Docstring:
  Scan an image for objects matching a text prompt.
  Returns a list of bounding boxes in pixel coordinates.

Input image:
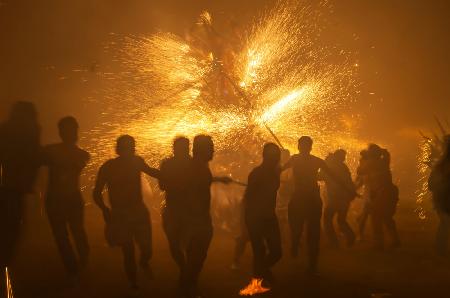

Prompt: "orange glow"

[239,278,270,296]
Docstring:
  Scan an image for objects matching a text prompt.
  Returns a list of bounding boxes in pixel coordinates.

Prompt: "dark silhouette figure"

[283,136,344,275]
[357,144,400,250]
[428,135,450,256]
[244,143,282,285]
[355,150,371,241]
[93,135,160,290]
[159,136,191,289]
[0,101,41,296]
[277,149,293,245]
[42,117,90,278]
[183,134,230,298]
[322,149,356,248]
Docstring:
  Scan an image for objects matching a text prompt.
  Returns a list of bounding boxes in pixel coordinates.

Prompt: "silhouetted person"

[41,116,90,279]
[357,144,400,250]
[283,136,353,275]
[244,143,282,285]
[183,134,230,298]
[428,135,450,256]
[277,149,293,245]
[0,101,41,296]
[93,135,160,291]
[322,149,356,248]
[159,136,191,290]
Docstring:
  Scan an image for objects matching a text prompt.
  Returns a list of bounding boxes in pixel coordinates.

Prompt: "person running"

[244,143,282,286]
[0,101,41,297]
[322,149,356,248]
[283,136,355,275]
[428,135,450,256]
[183,134,230,298]
[42,116,90,280]
[93,135,160,291]
[159,136,191,291]
[357,144,400,250]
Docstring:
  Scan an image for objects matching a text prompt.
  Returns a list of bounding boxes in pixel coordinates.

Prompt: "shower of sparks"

[85,0,361,183]
[415,119,449,220]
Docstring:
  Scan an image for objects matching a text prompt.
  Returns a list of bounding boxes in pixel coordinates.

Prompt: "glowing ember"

[239,278,270,296]
[5,267,14,298]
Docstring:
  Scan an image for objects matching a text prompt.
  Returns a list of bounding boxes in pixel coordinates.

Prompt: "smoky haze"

[1,0,450,199]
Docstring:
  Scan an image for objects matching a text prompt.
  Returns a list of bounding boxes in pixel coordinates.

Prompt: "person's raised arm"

[212,176,233,184]
[93,164,110,221]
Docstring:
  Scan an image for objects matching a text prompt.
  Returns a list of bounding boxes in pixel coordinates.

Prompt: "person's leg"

[67,202,89,266]
[263,217,282,280]
[435,211,450,256]
[162,211,186,271]
[233,230,249,266]
[185,225,213,295]
[337,203,355,247]
[384,215,400,249]
[246,217,266,278]
[134,209,152,270]
[323,203,338,247]
[357,199,370,241]
[371,213,384,250]
[306,200,322,274]
[288,201,304,258]
[121,241,138,288]
[47,206,78,276]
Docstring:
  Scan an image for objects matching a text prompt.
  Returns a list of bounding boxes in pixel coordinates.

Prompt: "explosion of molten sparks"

[86,0,361,178]
[239,278,270,296]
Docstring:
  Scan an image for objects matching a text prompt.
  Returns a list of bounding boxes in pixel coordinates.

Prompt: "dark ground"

[8,197,450,298]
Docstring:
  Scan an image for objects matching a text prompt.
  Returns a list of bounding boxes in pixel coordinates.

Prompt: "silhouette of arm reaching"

[139,158,161,180]
[93,163,110,221]
[212,176,233,184]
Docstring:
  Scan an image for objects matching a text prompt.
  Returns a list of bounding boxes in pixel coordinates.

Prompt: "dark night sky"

[1,0,450,195]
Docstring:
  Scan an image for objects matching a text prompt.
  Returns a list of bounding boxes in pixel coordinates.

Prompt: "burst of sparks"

[85,0,361,181]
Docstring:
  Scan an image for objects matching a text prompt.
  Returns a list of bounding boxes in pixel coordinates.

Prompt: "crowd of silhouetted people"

[1,101,450,298]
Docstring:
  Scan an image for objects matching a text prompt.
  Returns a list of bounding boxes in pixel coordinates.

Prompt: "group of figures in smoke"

[0,102,450,297]
[3,101,450,298]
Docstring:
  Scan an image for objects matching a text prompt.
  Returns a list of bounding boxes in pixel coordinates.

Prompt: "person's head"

[173,136,190,158]
[193,134,214,162]
[367,143,382,159]
[333,149,347,163]
[9,101,37,124]
[116,135,136,157]
[262,142,281,167]
[298,136,313,154]
[58,116,78,144]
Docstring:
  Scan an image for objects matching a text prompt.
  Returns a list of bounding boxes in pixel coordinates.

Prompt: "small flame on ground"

[239,278,270,296]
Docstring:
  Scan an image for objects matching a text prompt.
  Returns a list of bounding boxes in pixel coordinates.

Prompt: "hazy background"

[1,0,450,202]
